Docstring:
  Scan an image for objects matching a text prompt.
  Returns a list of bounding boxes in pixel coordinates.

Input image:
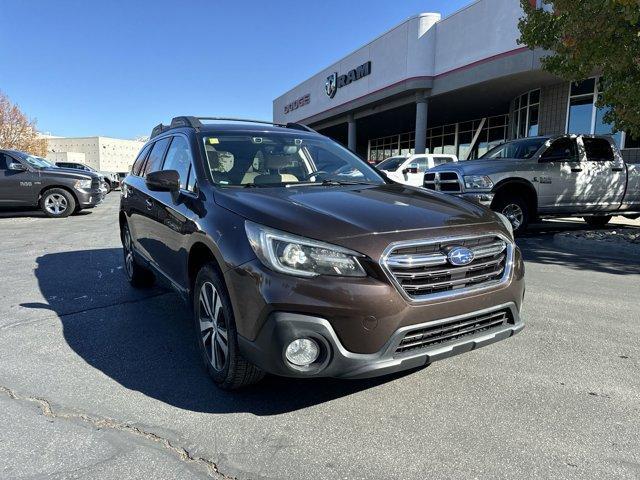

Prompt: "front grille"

[395,308,514,355]
[424,171,461,192]
[383,235,511,300]
[91,177,100,189]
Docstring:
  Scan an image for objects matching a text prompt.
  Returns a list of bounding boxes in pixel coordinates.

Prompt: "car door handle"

[612,167,624,172]
[145,199,153,210]
[571,167,582,173]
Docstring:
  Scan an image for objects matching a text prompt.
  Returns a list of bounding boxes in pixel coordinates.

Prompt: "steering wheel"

[301,170,329,181]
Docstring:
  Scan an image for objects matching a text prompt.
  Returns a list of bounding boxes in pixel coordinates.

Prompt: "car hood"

[213,183,500,252]
[428,158,521,176]
[41,166,97,180]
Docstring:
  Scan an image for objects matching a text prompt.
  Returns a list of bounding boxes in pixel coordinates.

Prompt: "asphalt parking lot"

[1,194,639,480]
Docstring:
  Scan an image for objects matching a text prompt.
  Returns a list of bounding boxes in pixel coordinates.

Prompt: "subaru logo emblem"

[325,72,338,98]
[447,246,474,266]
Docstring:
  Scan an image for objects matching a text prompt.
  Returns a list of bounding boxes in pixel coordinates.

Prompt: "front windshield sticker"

[207,138,219,144]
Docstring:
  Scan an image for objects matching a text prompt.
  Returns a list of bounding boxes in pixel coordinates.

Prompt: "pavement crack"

[0,385,237,479]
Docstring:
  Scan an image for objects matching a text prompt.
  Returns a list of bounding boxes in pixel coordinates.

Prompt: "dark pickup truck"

[0,149,106,217]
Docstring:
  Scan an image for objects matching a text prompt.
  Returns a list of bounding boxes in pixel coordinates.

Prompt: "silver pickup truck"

[425,134,640,233]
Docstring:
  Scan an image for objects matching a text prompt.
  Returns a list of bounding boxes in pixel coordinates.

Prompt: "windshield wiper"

[292,179,377,187]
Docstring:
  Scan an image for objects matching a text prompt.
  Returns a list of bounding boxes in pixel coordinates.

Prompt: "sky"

[0,0,470,139]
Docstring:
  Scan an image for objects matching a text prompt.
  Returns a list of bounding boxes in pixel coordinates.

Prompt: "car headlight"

[463,175,493,190]
[245,221,366,277]
[74,179,92,189]
[495,212,514,238]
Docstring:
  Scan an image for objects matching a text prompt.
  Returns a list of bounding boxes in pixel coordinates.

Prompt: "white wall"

[273,0,525,124]
[46,137,144,172]
[273,13,440,124]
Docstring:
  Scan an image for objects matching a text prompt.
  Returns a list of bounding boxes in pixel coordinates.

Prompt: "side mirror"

[8,162,27,171]
[146,170,180,192]
[403,162,419,174]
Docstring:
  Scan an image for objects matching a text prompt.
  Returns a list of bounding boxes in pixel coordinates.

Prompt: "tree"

[518,0,640,137]
[0,91,48,156]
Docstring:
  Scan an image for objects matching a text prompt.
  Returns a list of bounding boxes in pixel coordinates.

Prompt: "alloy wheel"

[44,194,68,216]
[502,203,523,230]
[198,281,229,371]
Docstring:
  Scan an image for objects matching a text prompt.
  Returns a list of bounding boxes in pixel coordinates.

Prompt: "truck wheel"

[40,188,76,218]
[193,263,265,390]
[122,223,155,288]
[583,215,612,227]
[493,195,529,234]
[102,180,111,193]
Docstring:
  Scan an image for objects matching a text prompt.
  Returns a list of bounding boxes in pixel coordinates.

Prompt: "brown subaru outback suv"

[120,117,525,389]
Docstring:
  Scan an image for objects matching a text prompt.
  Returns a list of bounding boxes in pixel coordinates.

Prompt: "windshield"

[480,138,548,160]
[377,156,407,171]
[201,133,386,187]
[18,154,56,169]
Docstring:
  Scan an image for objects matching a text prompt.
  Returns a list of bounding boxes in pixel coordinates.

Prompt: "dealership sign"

[325,61,371,99]
[284,93,311,114]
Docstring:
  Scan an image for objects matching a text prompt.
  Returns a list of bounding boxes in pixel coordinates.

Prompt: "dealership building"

[273,0,639,164]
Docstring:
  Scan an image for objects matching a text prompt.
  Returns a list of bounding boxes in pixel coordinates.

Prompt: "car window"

[583,138,614,162]
[163,136,193,190]
[0,153,14,170]
[541,138,580,162]
[377,156,406,171]
[143,137,170,177]
[481,138,547,160]
[132,144,152,176]
[187,165,198,192]
[414,158,428,172]
[433,156,454,166]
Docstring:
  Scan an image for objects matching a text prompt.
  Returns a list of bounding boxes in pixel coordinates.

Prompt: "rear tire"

[583,215,612,227]
[193,263,264,390]
[122,223,155,288]
[492,194,530,235]
[40,188,76,218]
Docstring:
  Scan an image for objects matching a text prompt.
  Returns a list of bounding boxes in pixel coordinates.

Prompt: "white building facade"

[273,0,639,164]
[46,136,145,173]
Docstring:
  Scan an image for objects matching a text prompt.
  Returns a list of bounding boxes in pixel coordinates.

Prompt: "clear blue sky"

[1,0,469,139]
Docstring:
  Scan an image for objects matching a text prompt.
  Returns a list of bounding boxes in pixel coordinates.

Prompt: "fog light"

[285,338,320,366]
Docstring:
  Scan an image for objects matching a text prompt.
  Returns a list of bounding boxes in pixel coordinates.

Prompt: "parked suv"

[120,117,525,389]
[427,135,640,233]
[56,161,120,192]
[0,149,105,217]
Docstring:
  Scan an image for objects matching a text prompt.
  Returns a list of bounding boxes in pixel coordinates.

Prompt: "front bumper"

[75,188,106,208]
[457,192,495,207]
[238,303,524,379]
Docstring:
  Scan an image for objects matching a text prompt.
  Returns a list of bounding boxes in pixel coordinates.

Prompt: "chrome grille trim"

[380,233,514,303]
[424,171,462,192]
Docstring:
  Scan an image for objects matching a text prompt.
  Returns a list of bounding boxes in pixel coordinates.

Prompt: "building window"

[567,78,622,146]
[513,89,540,138]
[367,114,508,163]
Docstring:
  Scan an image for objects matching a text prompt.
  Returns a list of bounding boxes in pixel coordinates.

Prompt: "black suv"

[120,117,524,390]
[0,149,105,217]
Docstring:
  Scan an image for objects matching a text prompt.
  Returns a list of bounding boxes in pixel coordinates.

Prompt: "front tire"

[493,194,530,235]
[122,223,155,288]
[40,188,76,218]
[584,215,612,227]
[193,263,264,390]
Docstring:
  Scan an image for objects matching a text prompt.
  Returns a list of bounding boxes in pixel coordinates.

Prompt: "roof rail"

[150,116,317,138]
